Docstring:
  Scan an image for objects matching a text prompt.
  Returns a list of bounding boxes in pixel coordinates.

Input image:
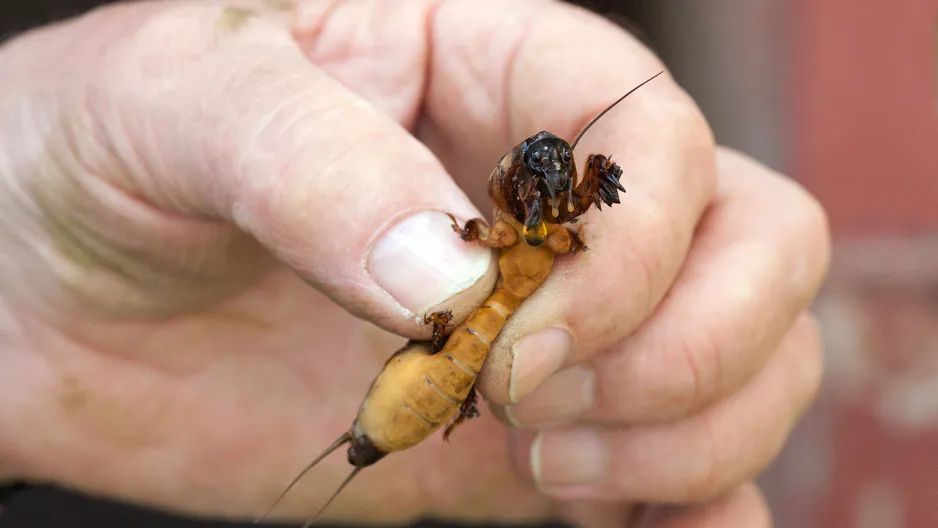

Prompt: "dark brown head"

[491,130,629,246]
[490,131,582,245]
[521,131,576,204]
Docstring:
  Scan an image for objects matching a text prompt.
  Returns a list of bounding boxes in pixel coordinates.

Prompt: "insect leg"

[545,223,587,254]
[582,154,625,211]
[442,383,481,442]
[445,214,519,248]
[424,310,455,352]
[566,228,587,254]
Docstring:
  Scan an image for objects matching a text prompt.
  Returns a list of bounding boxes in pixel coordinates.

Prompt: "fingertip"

[476,284,576,402]
[636,482,772,528]
[786,311,825,423]
[504,428,539,488]
[417,243,500,333]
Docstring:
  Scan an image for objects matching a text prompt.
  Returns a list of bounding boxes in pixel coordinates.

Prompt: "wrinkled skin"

[0,1,830,527]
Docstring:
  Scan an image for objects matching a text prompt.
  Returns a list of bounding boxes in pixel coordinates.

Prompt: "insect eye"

[563,152,571,162]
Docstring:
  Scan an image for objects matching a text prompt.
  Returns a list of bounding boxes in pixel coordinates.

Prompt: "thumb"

[66,4,496,337]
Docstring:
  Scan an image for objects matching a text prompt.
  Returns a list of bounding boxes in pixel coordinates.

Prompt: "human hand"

[0,1,829,528]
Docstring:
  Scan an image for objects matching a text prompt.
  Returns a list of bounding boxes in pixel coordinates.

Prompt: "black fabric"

[0,481,31,505]
[0,0,120,42]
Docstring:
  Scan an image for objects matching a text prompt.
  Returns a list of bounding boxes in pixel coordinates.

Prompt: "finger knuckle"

[129,5,224,57]
[95,6,242,96]
[620,194,680,314]
[785,177,830,245]
[674,94,716,153]
[673,328,722,419]
[800,191,833,279]
[680,416,742,502]
[604,330,712,423]
[778,181,832,299]
[791,312,825,416]
[661,89,718,197]
[124,5,293,69]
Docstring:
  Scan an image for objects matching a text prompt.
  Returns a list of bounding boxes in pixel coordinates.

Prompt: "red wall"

[792,1,938,526]
[794,0,938,235]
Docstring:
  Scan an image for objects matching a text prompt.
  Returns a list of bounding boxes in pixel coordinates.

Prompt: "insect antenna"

[300,467,363,528]
[569,70,665,152]
[254,431,352,524]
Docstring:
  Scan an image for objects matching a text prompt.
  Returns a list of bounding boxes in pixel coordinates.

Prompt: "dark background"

[0,1,659,527]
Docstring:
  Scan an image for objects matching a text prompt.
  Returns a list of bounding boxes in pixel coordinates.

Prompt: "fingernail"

[531,427,607,490]
[504,364,595,427]
[509,327,575,403]
[368,211,492,315]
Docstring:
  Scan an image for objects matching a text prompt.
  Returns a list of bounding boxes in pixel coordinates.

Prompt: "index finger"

[419,0,718,404]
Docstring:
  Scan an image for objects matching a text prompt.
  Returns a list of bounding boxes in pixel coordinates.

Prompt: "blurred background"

[1,0,935,527]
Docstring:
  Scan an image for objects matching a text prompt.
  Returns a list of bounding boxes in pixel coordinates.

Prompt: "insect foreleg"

[446,213,519,248]
[545,223,588,254]
[580,154,625,212]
